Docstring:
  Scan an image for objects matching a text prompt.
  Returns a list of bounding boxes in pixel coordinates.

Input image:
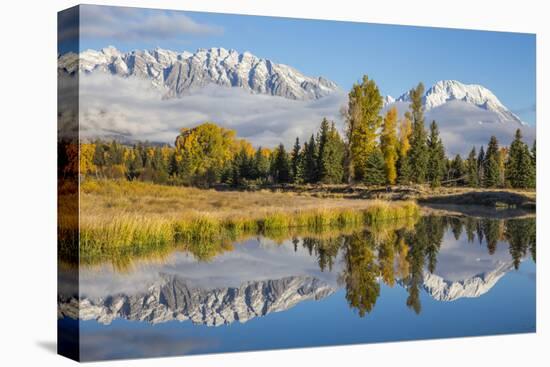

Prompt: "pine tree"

[128,148,144,180]
[477,146,485,185]
[93,141,106,168]
[407,83,429,184]
[380,107,399,184]
[532,139,536,187]
[363,148,386,186]
[498,147,507,187]
[426,120,445,187]
[303,134,318,183]
[484,156,500,188]
[290,137,304,183]
[506,129,535,188]
[253,147,270,183]
[484,136,500,188]
[450,154,465,186]
[271,143,291,183]
[168,150,179,178]
[532,139,536,166]
[318,121,345,183]
[345,75,383,182]
[231,146,252,186]
[317,118,330,152]
[466,147,478,187]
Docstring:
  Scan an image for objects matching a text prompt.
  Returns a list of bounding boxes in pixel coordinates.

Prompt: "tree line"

[73,75,535,189]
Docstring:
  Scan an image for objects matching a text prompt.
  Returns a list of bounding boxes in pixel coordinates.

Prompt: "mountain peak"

[394,80,524,125]
[58,47,340,100]
[382,95,395,107]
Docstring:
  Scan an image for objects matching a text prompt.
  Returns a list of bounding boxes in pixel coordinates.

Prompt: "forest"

[62,76,536,190]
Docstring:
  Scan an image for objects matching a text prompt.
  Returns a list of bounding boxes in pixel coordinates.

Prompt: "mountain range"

[59,275,333,326]
[58,46,526,125]
[58,46,533,153]
[58,46,339,100]
[58,259,517,326]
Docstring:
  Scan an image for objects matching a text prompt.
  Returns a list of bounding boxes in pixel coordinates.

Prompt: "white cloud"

[78,72,535,156]
[78,5,222,42]
[79,73,347,148]
[384,101,536,156]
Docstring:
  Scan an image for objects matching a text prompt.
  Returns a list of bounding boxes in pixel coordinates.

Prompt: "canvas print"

[57,4,536,362]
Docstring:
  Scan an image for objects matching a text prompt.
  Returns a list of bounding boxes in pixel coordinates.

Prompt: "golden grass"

[61,179,420,265]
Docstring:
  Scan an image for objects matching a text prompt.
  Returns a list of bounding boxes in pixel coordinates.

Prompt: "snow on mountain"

[394,80,525,125]
[381,80,534,155]
[59,275,334,326]
[57,46,340,100]
[382,95,395,108]
[422,261,514,302]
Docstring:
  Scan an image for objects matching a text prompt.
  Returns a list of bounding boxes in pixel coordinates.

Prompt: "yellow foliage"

[398,114,412,158]
[259,147,271,158]
[381,107,398,184]
[235,138,255,157]
[346,75,383,181]
[174,122,238,178]
[79,143,96,175]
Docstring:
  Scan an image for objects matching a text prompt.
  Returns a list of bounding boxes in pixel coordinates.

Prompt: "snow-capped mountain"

[382,95,396,107]
[421,261,514,302]
[59,274,334,326]
[394,80,525,125]
[58,46,340,100]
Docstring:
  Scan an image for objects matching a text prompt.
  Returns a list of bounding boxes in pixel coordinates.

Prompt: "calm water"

[58,215,536,361]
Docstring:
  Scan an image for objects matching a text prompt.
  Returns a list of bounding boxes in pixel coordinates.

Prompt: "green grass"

[59,180,421,268]
[71,200,419,266]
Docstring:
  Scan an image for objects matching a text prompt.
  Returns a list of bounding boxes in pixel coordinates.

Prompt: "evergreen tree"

[426,120,446,187]
[450,154,465,185]
[93,141,106,168]
[318,121,345,183]
[380,107,399,184]
[407,83,429,183]
[345,75,383,182]
[532,139,536,187]
[168,150,179,178]
[271,143,291,183]
[477,146,485,185]
[303,134,318,183]
[483,136,500,188]
[498,147,507,187]
[128,148,144,180]
[506,129,535,188]
[532,139,536,166]
[231,146,252,186]
[484,156,500,188]
[290,137,304,183]
[317,118,330,158]
[253,147,270,183]
[363,148,386,186]
[466,147,479,187]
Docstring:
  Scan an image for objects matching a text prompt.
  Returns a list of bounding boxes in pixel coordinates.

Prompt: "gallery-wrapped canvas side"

[57,5,80,362]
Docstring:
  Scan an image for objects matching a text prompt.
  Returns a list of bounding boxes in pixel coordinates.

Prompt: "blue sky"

[66,5,536,124]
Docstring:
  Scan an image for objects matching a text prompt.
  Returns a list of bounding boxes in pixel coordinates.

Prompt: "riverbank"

[68,180,419,264]
[211,183,535,210]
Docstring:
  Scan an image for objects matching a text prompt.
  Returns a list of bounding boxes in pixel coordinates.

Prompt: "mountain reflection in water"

[59,215,535,324]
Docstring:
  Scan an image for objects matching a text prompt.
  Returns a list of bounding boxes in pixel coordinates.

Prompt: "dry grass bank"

[67,180,419,263]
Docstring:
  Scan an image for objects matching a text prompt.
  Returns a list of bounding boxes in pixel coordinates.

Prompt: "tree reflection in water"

[298,215,535,317]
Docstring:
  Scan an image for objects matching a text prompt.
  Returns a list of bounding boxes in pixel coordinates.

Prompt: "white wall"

[0,1,547,366]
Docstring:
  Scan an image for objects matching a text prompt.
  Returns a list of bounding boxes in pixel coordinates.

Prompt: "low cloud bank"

[79,73,347,147]
[78,73,535,155]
